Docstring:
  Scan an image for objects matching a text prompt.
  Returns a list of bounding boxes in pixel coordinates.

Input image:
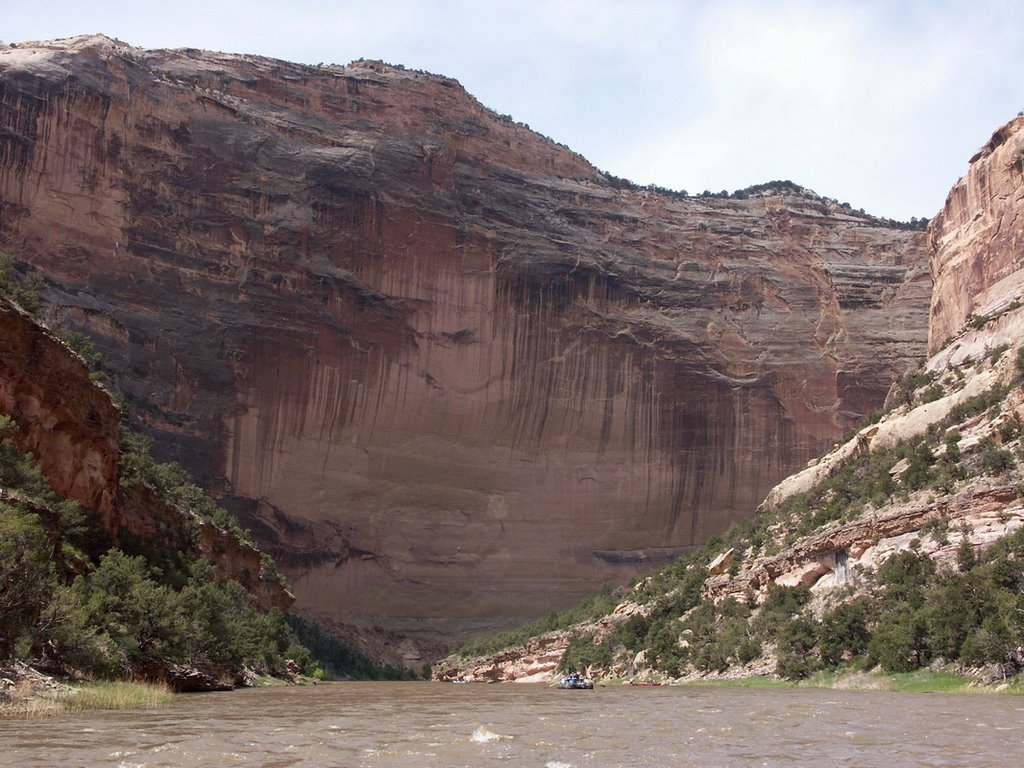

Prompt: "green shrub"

[736,637,763,664]
[943,430,963,462]
[959,612,1016,666]
[998,414,1022,441]
[924,573,988,661]
[817,600,870,666]
[57,550,185,675]
[900,443,935,491]
[762,583,811,613]
[686,598,756,673]
[947,385,1009,423]
[0,504,57,661]
[893,368,935,407]
[55,328,104,373]
[614,613,652,653]
[867,609,929,673]
[559,631,613,672]
[979,439,1015,475]
[876,551,935,608]
[645,619,686,676]
[775,617,819,679]
[989,344,1010,365]
[968,313,990,330]
[0,254,45,319]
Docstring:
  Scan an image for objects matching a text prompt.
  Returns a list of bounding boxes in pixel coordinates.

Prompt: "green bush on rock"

[0,412,311,681]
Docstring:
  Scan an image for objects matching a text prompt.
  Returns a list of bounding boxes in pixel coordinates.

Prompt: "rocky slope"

[437,115,1024,683]
[0,35,931,660]
[0,296,292,612]
[0,298,120,525]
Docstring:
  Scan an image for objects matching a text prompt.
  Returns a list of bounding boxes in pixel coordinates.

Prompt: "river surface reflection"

[2,681,1023,767]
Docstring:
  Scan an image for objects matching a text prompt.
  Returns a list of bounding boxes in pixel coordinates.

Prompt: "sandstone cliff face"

[0,295,291,611]
[929,116,1024,352]
[0,298,120,522]
[433,111,1024,682]
[0,36,931,656]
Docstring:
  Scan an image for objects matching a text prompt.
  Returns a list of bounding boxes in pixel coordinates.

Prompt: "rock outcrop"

[0,295,292,611]
[711,483,1024,605]
[929,116,1024,352]
[0,36,931,657]
[0,298,120,524]
[434,632,571,684]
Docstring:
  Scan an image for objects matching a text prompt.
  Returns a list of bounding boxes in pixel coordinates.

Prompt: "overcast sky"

[5,0,1023,221]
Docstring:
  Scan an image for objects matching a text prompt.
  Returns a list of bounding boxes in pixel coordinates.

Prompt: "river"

[2,682,1023,767]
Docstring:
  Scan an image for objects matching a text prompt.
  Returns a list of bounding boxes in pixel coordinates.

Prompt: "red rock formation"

[0,36,931,657]
[0,298,120,523]
[929,115,1024,352]
[438,111,1024,681]
[0,294,292,610]
[117,483,292,611]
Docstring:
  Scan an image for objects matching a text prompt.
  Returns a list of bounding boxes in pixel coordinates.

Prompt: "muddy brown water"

[1,681,1022,767]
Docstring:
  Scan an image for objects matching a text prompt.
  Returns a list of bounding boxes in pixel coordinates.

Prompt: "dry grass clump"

[1,677,174,720]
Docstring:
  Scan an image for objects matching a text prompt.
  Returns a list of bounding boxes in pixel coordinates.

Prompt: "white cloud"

[604,0,1024,218]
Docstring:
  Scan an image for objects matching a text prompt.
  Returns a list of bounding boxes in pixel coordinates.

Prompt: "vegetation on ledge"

[591,177,930,230]
[0,414,310,684]
[0,256,422,690]
[451,342,1024,689]
[677,668,1024,695]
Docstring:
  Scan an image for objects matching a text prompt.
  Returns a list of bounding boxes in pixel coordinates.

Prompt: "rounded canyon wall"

[0,36,931,658]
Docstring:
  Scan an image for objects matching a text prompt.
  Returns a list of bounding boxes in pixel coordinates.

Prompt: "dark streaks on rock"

[0,36,931,662]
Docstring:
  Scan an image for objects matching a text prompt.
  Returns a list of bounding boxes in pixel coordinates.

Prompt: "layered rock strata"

[0,36,931,656]
[435,113,1024,682]
[929,116,1024,352]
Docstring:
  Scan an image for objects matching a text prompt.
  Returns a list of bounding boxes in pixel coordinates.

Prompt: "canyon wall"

[438,112,1024,683]
[929,116,1024,352]
[0,298,120,523]
[0,36,931,657]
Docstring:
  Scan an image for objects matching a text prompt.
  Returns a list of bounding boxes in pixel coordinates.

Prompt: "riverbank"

[606,667,1024,695]
[806,668,1024,694]
[0,661,329,720]
[1,664,174,720]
